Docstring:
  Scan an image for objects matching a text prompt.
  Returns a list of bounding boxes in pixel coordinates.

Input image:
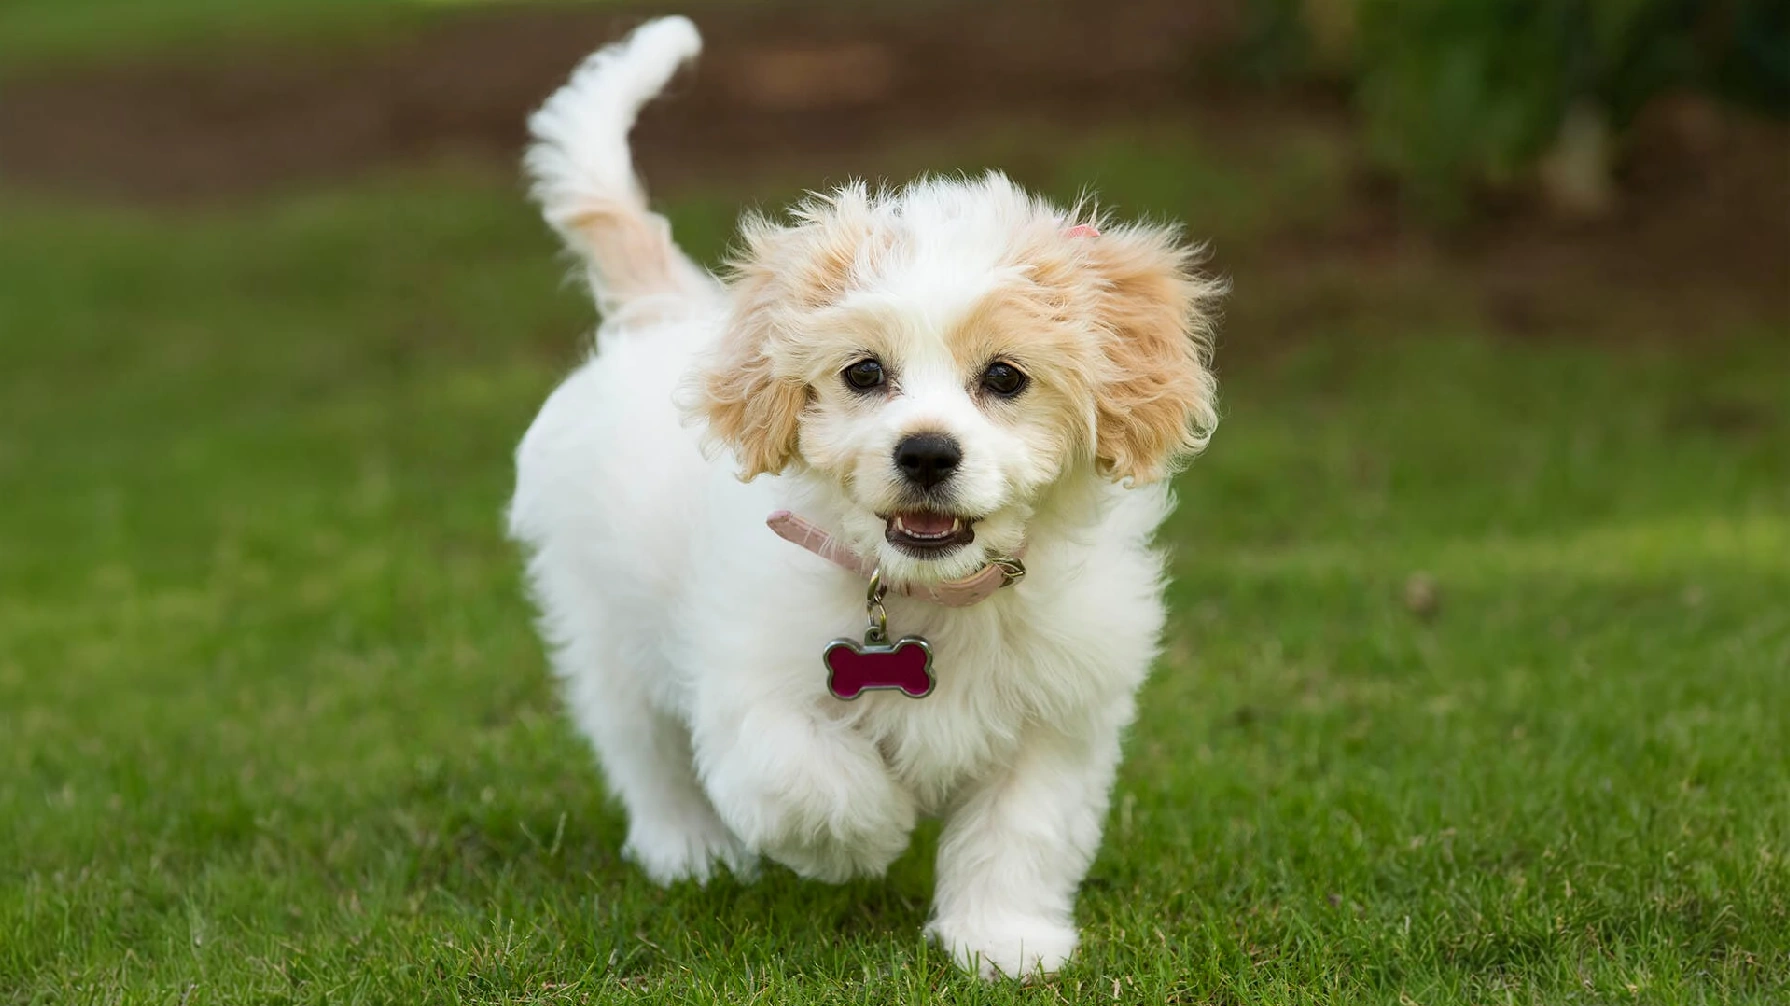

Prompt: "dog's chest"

[839,593,1133,812]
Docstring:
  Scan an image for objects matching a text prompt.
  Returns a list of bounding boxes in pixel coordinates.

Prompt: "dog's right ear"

[691,234,809,480]
[692,191,877,479]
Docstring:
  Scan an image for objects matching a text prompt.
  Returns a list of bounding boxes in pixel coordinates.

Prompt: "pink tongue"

[898,512,957,536]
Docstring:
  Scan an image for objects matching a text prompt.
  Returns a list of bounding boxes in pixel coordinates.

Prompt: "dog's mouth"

[883,511,976,557]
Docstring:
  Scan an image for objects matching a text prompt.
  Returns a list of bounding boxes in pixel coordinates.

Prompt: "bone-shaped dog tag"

[823,634,934,700]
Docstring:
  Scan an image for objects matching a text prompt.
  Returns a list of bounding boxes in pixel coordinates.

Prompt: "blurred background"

[2,1,1787,1001]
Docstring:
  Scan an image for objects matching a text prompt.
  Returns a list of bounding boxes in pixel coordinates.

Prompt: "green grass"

[2,137,1788,1004]
[0,0,633,72]
[0,0,411,71]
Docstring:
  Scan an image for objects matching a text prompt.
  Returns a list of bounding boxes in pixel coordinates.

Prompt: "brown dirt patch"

[1237,95,1790,346]
[0,0,1784,344]
[0,0,1241,202]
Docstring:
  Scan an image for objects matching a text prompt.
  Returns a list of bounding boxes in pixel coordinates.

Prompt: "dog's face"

[693,174,1220,582]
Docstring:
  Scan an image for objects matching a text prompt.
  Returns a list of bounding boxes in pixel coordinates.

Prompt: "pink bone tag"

[824,636,935,699]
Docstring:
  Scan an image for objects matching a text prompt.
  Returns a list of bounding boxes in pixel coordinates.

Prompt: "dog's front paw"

[623,809,757,886]
[760,803,912,883]
[926,915,1079,981]
[754,766,916,881]
[705,728,915,882]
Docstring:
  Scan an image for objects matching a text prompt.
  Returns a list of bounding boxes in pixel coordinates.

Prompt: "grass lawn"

[2,129,1788,1004]
[0,0,415,71]
[0,0,620,70]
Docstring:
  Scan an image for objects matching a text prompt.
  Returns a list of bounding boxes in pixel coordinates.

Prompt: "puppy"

[508,16,1221,980]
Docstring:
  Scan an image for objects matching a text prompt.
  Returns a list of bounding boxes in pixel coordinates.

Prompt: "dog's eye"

[980,362,1028,398]
[843,358,886,392]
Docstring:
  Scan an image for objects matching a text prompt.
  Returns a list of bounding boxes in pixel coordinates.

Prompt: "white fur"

[508,18,1197,981]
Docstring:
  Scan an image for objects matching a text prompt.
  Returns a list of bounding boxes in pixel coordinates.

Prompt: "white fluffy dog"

[507,16,1221,980]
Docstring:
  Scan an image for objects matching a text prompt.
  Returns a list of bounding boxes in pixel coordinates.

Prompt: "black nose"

[893,433,962,489]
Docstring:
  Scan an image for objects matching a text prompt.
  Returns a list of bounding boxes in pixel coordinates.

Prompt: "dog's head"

[690,173,1221,583]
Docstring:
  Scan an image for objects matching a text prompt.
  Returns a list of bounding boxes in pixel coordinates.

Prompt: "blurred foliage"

[1235,0,1790,222]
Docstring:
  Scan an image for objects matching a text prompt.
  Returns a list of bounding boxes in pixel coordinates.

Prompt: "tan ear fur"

[1086,224,1222,484]
[694,192,877,480]
[696,261,810,479]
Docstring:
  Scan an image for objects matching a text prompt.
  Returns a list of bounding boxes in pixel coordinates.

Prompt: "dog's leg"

[690,687,916,883]
[925,713,1127,980]
[554,628,755,886]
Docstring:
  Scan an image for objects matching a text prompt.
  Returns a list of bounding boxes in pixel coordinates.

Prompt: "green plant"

[1242,0,1787,222]
[1355,0,1697,220]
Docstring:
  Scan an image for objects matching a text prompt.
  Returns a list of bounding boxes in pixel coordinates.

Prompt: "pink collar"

[766,510,1025,607]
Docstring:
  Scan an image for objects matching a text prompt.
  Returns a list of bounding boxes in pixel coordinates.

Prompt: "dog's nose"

[893,433,962,489]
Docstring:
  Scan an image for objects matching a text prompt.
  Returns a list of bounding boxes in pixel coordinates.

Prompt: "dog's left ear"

[1084,224,1222,484]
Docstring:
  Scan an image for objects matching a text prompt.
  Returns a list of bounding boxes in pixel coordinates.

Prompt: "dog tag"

[824,566,934,700]
[824,634,934,700]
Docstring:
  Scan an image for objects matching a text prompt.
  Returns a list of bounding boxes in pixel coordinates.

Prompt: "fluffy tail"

[526,16,713,317]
